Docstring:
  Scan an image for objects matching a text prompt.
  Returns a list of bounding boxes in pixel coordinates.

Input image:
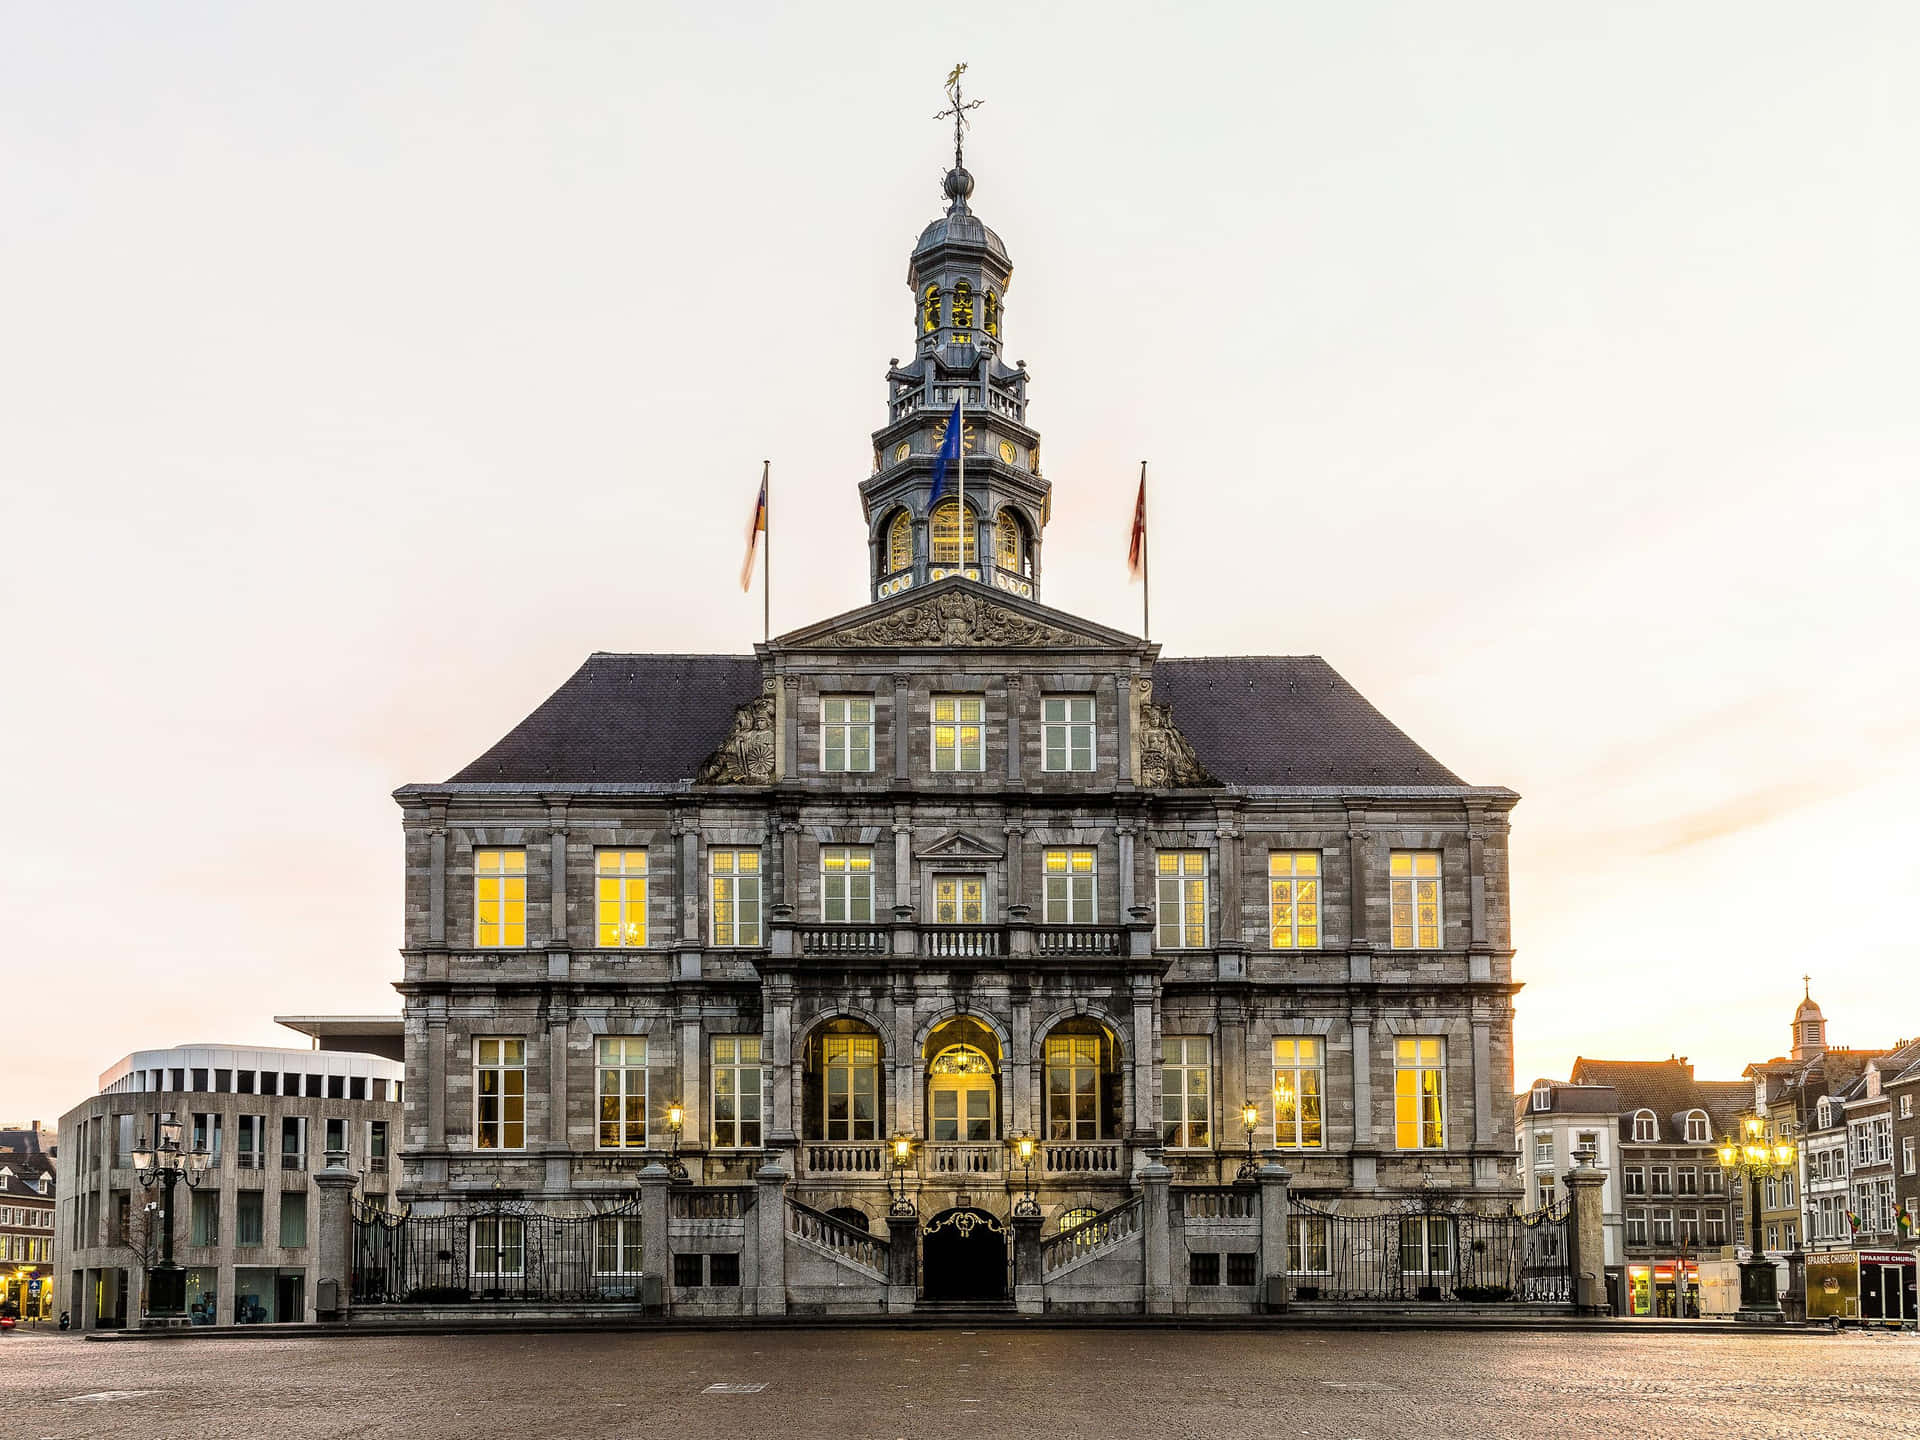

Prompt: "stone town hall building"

[389,146,1525,1308]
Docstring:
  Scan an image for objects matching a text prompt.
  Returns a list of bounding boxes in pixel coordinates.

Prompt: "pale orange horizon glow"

[4,5,1917,1125]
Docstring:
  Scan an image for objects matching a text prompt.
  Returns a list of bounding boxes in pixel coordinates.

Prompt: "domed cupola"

[1792,979,1827,1061]
[859,66,1050,604]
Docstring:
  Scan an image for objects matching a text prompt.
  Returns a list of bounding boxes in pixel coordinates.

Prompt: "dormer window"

[1632,1109,1658,1143]
[1532,1084,1553,1112]
[1684,1110,1709,1143]
[1817,1098,1833,1129]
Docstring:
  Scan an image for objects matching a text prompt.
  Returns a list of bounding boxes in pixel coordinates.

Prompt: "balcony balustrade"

[923,1143,1002,1177]
[919,926,1005,960]
[1042,1141,1124,1176]
[798,925,891,958]
[803,1142,886,1177]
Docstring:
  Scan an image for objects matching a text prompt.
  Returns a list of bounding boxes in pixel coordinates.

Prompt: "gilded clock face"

[893,441,911,464]
[934,419,976,454]
[999,440,1016,464]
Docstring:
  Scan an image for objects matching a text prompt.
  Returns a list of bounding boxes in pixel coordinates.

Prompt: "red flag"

[739,472,767,592]
[1127,469,1147,580]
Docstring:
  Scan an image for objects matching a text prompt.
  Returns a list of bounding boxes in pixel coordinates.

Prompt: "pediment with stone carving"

[817,586,1107,650]
[914,829,1007,863]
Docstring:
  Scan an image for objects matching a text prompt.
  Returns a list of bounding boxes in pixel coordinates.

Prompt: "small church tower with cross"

[860,65,1050,603]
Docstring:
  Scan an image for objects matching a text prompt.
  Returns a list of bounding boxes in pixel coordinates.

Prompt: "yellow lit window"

[1045,1033,1103,1140]
[1161,1036,1211,1149]
[1273,1037,1324,1148]
[953,280,974,330]
[821,845,874,923]
[929,499,976,567]
[474,849,526,948]
[922,284,941,333]
[996,512,1021,571]
[1043,848,1096,924]
[596,1036,646,1149]
[1389,851,1442,949]
[931,695,984,772]
[822,1033,880,1141]
[710,849,762,948]
[934,874,984,924]
[595,850,648,948]
[1155,851,1207,949]
[1394,1037,1445,1149]
[887,510,913,574]
[1269,852,1320,948]
[711,1036,763,1149]
[474,1037,525,1149]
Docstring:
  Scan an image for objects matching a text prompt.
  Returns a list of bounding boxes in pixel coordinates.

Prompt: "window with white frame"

[1684,1110,1709,1143]
[1678,1210,1701,1245]
[1534,1132,1554,1168]
[821,846,874,924]
[1876,1116,1894,1164]
[596,1037,647,1150]
[711,1036,763,1149]
[1903,1095,1915,1120]
[595,849,648,948]
[1272,1037,1324,1148]
[474,1038,526,1150]
[1042,848,1096,924]
[709,848,762,947]
[1625,1166,1645,1196]
[1677,1166,1698,1196]
[1651,1165,1672,1196]
[1160,1037,1211,1149]
[474,848,527,948]
[1399,1215,1453,1275]
[1626,1209,1647,1246]
[1040,696,1094,772]
[1632,1110,1658,1143]
[1652,1209,1674,1246]
[1393,1037,1445,1149]
[1155,851,1208,948]
[1904,1136,1916,1176]
[1532,1084,1553,1112]
[471,1216,525,1278]
[1388,851,1442,949]
[1705,1164,1723,1195]
[1287,1214,1329,1274]
[1267,852,1320,948]
[821,696,875,773]
[594,1216,644,1277]
[1045,1033,1105,1141]
[1705,1210,1727,1245]
[933,874,985,924]
[930,695,985,772]
[821,1033,880,1142]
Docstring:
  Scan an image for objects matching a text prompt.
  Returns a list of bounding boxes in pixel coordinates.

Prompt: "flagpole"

[1140,460,1150,640]
[761,459,771,643]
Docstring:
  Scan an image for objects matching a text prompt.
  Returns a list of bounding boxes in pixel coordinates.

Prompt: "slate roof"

[431,651,1469,790]
[1155,657,1463,787]
[1569,1058,1748,1145]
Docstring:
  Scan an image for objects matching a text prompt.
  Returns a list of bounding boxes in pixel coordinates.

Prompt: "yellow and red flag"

[1127,466,1147,580]
[740,469,768,592]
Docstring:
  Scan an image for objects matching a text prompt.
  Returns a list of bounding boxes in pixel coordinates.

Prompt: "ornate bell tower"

[860,65,1051,603]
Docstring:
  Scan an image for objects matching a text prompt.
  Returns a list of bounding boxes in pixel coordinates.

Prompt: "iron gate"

[351,1193,651,1305]
[1288,1196,1572,1303]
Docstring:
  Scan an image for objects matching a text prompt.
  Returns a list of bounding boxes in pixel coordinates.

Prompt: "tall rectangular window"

[822,1034,879,1142]
[279,1191,307,1248]
[931,695,985,772]
[1389,851,1442,949]
[1043,848,1097,924]
[369,1120,389,1171]
[1045,1034,1104,1141]
[1288,1214,1329,1273]
[1160,1037,1211,1149]
[475,1037,527,1150]
[709,849,762,947]
[1394,1037,1446,1149]
[1155,851,1208,949]
[280,1116,307,1170]
[1272,1037,1325,1148]
[821,697,875,772]
[596,1037,647,1150]
[711,1036,763,1149]
[190,1191,219,1247]
[1267,852,1320,948]
[471,1217,524,1279]
[821,846,875,923]
[236,1191,264,1247]
[595,850,648,947]
[236,1114,264,1169]
[594,1217,644,1276]
[192,1112,222,1162]
[933,875,985,924]
[475,848,527,948]
[1040,696,1094,772]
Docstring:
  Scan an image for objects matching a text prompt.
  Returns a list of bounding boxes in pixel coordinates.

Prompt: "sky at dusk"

[4,3,1917,1126]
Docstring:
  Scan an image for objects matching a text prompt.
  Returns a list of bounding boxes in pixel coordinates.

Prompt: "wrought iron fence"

[351,1193,653,1305]
[1287,1196,1572,1304]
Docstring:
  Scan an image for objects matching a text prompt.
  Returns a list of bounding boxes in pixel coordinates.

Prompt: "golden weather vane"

[934,62,984,170]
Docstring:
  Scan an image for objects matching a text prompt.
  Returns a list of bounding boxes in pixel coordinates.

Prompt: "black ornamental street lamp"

[888,1133,918,1216]
[1718,1117,1796,1320]
[1009,1132,1040,1217]
[1237,1101,1261,1182]
[131,1119,212,1324]
[663,1101,689,1181]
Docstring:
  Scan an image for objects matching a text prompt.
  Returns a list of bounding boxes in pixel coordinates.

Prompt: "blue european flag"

[928,398,962,503]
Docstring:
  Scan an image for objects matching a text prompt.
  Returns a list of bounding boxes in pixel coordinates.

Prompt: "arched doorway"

[921,1208,1008,1303]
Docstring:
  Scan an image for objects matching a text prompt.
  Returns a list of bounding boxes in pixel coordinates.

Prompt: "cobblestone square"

[3,1326,1917,1440]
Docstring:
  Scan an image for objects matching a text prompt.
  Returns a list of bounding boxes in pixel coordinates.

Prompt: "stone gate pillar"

[1563,1161,1607,1314]
[638,1162,673,1308]
[1257,1156,1293,1312]
[1012,1208,1044,1315]
[886,1209,919,1314]
[1142,1159,1173,1316]
[754,1160,788,1317]
[312,1151,359,1323]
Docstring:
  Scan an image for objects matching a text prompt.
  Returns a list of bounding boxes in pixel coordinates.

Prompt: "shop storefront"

[1807,1251,1919,1326]
[234,1266,305,1323]
[1625,1261,1701,1317]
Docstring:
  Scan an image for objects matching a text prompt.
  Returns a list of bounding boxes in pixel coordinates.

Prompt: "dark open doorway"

[921,1208,1008,1303]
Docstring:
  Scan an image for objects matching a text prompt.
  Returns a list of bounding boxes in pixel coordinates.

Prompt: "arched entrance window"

[804,1020,884,1142]
[1042,1019,1123,1142]
[929,1045,995,1142]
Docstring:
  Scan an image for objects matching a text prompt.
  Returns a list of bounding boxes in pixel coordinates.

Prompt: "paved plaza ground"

[1,1324,1916,1439]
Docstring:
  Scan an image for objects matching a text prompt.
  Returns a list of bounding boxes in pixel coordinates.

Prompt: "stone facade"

[388,150,1525,1312]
